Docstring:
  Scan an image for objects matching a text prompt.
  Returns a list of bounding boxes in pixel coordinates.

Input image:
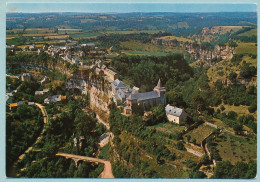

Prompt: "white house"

[165,104,187,125]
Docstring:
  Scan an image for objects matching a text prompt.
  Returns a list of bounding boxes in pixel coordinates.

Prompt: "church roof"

[127,91,159,101]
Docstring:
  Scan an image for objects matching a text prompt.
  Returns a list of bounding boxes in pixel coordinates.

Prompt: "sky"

[6,3,257,13]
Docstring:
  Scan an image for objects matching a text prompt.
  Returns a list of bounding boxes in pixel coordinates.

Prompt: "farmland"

[183,124,214,144]
[215,133,256,165]
[235,43,257,54]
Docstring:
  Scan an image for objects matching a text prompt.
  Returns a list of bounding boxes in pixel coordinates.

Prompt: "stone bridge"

[56,153,114,178]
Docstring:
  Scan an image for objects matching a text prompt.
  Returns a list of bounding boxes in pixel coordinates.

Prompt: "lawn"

[235,43,257,54]
[183,124,214,145]
[215,133,256,165]
[148,122,187,135]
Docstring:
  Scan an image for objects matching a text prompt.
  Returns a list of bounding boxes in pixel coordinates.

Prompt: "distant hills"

[6,12,257,37]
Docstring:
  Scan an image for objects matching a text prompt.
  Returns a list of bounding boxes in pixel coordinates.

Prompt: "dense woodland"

[6,105,43,172]
[111,54,193,92]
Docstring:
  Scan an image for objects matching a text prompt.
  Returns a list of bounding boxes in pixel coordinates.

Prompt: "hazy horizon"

[6,3,257,13]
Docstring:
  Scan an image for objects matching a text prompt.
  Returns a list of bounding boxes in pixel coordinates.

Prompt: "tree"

[233,123,243,135]
[176,141,186,151]
[200,154,210,165]
[228,41,238,48]
[231,162,248,178]
[166,90,186,108]
[248,103,256,113]
[151,104,166,125]
[213,160,233,178]
[245,160,257,179]
[187,135,191,142]
[229,72,237,81]
[227,111,237,120]
[42,141,58,157]
[191,94,205,113]
[220,105,225,111]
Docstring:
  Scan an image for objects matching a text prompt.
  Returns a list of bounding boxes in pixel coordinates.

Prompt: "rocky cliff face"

[152,38,235,66]
[89,86,111,122]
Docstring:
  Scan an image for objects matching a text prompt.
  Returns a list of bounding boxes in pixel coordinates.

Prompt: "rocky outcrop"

[152,37,235,66]
[89,86,111,122]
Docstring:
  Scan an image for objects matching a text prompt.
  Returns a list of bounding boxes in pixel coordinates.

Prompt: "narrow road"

[96,114,110,130]
[8,103,48,177]
[56,153,114,178]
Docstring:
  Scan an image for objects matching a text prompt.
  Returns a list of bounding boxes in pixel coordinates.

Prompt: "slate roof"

[165,104,184,117]
[117,88,131,100]
[127,91,159,101]
[112,79,127,89]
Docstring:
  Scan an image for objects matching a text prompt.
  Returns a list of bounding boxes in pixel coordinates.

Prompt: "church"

[124,79,166,115]
[111,79,166,115]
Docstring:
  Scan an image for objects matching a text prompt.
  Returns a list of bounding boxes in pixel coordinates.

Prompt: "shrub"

[176,141,186,151]
[248,103,257,113]
[220,105,225,111]
[227,111,238,120]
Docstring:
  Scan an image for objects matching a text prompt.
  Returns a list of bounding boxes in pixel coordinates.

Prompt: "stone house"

[104,68,118,81]
[165,104,187,125]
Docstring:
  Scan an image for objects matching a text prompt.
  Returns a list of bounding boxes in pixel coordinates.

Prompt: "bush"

[176,141,186,151]
[248,103,256,113]
[220,105,225,111]
[227,111,238,120]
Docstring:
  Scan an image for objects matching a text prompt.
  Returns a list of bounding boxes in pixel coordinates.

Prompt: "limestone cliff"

[152,37,235,66]
[89,85,111,123]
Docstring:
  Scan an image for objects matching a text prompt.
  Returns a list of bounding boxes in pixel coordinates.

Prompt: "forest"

[111,54,193,92]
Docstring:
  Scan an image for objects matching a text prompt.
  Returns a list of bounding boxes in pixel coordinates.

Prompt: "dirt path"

[56,153,114,178]
[96,114,110,130]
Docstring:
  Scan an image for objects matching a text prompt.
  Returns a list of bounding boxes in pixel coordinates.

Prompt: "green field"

[149,122,187,134]
[238,28,257,37]
[235,43,257,54]
[70,32,103,39]
[183,124,214,145]
[215,133,256,165]
[103,29,165,35]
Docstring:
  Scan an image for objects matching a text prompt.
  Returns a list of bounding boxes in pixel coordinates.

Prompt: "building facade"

[165,104,187,125]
